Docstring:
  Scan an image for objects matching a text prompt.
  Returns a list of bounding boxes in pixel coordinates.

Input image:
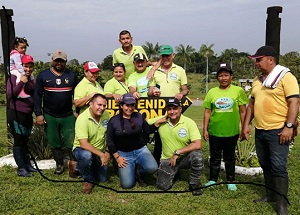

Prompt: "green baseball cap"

[159,45,173,55]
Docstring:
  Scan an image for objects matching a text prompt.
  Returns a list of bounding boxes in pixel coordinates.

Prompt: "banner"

[106,96,193,119]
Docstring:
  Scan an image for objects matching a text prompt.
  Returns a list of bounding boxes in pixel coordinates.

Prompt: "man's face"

[119,33,132,48]
[161,53,175,68]
[133,60,147,73]
[255,56,273,74]
[90,96,107,117]
[52,58,66,72]
[166,105,182,121]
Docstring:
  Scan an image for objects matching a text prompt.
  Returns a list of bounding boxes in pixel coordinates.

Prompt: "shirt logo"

[170,73,177,80]
[56,79,61,85]
[46,80,51,83]
[65,78,69,84]
[215,97,234,109]
[102,119,108,128]
[178,128,187,138]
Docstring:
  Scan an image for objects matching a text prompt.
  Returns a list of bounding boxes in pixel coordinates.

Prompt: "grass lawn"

[1,105,300,215]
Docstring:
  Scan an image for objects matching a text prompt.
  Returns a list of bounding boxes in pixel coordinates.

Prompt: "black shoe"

[136,171,148,187]
[189,184,203,196]
[54,165,64,175]
[18,168,32,177]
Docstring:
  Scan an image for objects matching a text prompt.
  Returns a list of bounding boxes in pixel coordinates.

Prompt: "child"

[10,37,34,98]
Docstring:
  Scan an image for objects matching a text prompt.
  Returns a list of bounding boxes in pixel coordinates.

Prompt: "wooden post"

[266,6,282,63]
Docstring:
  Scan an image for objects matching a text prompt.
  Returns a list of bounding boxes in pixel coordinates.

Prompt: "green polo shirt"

[74,77,104,114]
[150,63,187,97]
[73,107,110,151]
[158,115,201,159]
[112,45,148,78]
[103,77,129,95]
[128,67,151,97]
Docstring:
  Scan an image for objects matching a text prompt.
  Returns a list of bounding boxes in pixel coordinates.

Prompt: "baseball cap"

[84,61,100,73]
[248,45,277,59]
[166,98,181,107]
[120,93,136,104]
[52,50,67,61]
[133,53,147,62]
[21,55,34,64]
[159,45,173,55]
[217,63,232,75]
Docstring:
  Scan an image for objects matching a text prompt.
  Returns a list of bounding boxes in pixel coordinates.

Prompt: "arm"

[146,58,162,80]
[6,75,25,99]
[203,108,211,142]
[33,74,45,125]
[170,139,202,166]
[241,98,255,141]
[74,92,97,107]
[11,54,25,74]
[238,104,247,139]
[279,97,299,144]
[175,84,189,100]
[79,138,110,166]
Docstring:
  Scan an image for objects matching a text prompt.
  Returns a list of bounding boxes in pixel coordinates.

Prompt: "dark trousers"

[208,134,239,182]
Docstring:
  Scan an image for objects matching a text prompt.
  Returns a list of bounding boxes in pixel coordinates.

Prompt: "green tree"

[142,41,160,61]
[100,55,113,71]
[174,44,195,71]
[67,59,80,66]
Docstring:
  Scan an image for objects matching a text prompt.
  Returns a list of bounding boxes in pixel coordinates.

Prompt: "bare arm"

[203,108,211,142]
[239,104,247,138]
[241,98,255,141]
[175,84,189,100]
[74,92,97,108]
[79,138,110,166]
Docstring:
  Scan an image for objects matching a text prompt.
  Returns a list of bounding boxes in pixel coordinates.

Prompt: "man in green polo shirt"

[112,30,148,78]
[70,94,110,194]
[156,98,203,195]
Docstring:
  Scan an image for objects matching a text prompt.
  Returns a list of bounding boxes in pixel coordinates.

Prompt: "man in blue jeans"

[71,94,111,194]
[242,46,299,215]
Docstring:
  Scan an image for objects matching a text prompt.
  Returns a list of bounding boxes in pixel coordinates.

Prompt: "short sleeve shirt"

[150,63,187,97]
[103,77,129,95]
[158,115,201,159]
[203,84,248,137]
[127,67,151,97]
[73,108,110,151]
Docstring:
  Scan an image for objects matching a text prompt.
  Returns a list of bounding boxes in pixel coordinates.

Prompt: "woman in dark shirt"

[7,55,37,177]
[106,93,165,189]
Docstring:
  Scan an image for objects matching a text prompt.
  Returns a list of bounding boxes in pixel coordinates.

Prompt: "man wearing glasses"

[34,50,78,175]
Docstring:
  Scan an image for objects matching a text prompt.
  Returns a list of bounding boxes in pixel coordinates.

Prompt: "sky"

[1,0,300,64]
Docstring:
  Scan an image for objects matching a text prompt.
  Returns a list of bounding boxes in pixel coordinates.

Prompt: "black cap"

[120,93,136,104]
[248,45,277,59]
[217,63,232,75]
[166,98,181,107]
[133,53,147,62]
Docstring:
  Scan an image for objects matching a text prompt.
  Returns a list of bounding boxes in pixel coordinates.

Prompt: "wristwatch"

[285,122,294,128]
[173,150,180,156]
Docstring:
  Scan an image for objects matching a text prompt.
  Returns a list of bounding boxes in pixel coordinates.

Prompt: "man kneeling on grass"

[156,98,204,195]
[70,94,111,194]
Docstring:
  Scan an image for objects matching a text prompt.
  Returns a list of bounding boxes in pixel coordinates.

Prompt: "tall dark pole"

[266,6,282,63]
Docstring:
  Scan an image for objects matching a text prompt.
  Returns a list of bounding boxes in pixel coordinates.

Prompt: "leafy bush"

[235,138,260,168]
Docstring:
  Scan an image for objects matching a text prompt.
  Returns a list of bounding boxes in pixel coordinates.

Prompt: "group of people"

[7,30,299,214]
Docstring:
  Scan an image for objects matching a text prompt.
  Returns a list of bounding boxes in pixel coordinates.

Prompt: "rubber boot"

[51,148,64,175]
[13,147,31,177]
[274,177,288,215]
[24,148,39,172]
[254,169,276,203]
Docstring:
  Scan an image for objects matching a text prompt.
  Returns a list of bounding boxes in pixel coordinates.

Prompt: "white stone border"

[0,154,56,169]
[220,161,263,176]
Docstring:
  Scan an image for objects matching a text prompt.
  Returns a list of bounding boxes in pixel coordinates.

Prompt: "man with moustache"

[72,94,111,194]
[34,50,78,175]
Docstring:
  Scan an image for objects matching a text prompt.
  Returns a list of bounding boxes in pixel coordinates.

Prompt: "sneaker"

[205,180,216,187]
[68,160,80,178]
[189,184,203,196]
[227,184,237,191]
[83,182,94,194]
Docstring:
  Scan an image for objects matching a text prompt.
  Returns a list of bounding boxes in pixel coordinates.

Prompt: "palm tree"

[142,41,160,61]
[199,44,215,59]
[175,44,195,71]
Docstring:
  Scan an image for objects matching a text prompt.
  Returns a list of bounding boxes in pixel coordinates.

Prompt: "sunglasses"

[114,63,125,67]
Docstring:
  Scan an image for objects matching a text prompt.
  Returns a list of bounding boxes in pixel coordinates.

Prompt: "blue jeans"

[73,147,108,183]
[255,128,289,178]
[118,146,158,189]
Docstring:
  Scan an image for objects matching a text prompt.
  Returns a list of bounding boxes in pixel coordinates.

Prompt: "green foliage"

[236,138,260,168]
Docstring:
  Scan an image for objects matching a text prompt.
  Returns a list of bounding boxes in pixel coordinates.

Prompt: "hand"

[133,91,140,99]
[100,153,110,166]
[279,127,294,144]
[154,115,168,127]
[20,75,29,84]
[113,94,122,103]
[36,115,45,125]
[240,125,251,141]
[203,130,209,142]
[116,156,128,168]
[147,69,155,80]
[169,155,178,167]
[174,93,183,100]
[152,90,161,97]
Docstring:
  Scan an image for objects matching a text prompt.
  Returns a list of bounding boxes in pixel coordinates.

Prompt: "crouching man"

[71,94,111,194]
[156,98,204,195]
